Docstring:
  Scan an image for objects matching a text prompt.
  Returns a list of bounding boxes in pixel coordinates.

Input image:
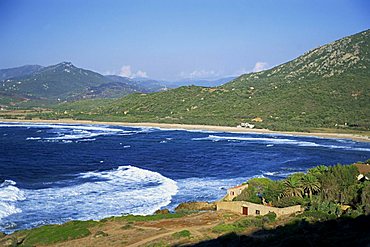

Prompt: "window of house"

[256,210,260,215]
[230,191,234,195]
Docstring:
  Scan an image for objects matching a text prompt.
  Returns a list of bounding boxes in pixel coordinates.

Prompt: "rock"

[175,201,216,212]
[94,231,108,238]
[0,238,16,247]
[154,208,170,215]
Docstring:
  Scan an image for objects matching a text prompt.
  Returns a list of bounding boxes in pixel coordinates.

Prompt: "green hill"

[0,62,154,106]
[1,62,111,100]
[0,65,43,81]
[52,30,370,132]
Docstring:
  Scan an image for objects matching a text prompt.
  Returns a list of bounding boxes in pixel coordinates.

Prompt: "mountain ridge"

[52,29,370,131]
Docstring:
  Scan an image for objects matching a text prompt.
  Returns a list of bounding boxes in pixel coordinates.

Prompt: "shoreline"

[0,118,369,142]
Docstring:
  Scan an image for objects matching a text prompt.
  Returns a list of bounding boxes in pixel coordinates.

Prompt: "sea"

[0,122,369,233]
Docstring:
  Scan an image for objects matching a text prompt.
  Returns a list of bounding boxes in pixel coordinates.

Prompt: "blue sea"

[0,122,369,233]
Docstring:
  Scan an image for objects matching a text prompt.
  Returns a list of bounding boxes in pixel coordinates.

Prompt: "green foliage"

[309,199,342,216]
[234,178,276,204]
[299,211,337,221]
[262,212,277,222]
[263,180,285,204]
[301,174,321,198]
[212,223,244,233]
[233,186,261,204]
[360,182,370,214]
[145,241,170,247]
[320,165,359,204]
[283,175,304,198]
[274,196,306,208]
[102,213,186,222]
[172,230,191,239]
[20,220,98,246]
[212,216,271,233]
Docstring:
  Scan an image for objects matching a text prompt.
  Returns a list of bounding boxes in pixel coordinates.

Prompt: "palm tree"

[283,176,304,198]
[308,165,328,178]
[301,174,321,199]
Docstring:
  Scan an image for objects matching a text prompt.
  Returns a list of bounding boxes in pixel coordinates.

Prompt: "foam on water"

[0,122,143,142]
[0,180,25,220]
[192,135,370,151]
[0,166,178,233]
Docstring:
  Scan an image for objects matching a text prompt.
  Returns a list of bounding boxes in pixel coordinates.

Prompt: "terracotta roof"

[354,163,370,174]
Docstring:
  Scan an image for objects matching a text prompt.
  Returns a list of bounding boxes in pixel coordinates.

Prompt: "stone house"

[224,184,249,201]
[216,201,302,217]
[354,163,370,181]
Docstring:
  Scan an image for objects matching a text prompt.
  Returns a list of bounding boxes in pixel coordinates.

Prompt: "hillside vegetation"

[0,63,166,106]
[45,29,370,132]
[234,162,370,217]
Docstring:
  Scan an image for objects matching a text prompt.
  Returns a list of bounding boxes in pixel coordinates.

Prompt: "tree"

[302,174,321,199]
[361,182,370,214]
[283,175,304,198]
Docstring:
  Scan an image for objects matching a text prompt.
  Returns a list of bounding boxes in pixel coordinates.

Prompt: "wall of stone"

[216,201,302,217]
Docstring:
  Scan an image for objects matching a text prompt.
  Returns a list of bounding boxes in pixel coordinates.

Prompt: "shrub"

[263,212,277,222]
[299,211,337,221]
[172,230,191,239]
[273,196,305,208]
[212,223,244,233]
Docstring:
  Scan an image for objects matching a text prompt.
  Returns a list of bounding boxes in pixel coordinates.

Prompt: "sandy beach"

[0,118,369,142]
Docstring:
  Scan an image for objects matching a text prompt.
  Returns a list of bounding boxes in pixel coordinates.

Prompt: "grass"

[172,230,191,239]
[212,215,277,234]
[101,213,187,223]
[212,223,245,233]
[19,220,99,246]
[145,241,170,247]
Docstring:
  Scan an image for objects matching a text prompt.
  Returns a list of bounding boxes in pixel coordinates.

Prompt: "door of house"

[242,206,248,215]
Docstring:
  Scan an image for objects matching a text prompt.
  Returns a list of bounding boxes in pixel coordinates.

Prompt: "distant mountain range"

[54,29,370,131]
[0,63,235,106]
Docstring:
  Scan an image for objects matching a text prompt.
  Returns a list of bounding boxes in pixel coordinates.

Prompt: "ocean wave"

[192,135,370,152]
[1,166,178,232]
[0,123,131,142]
[262,170,301,178]
[0,180,25,220]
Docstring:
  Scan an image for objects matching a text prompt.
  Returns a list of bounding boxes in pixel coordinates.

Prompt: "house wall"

[216,201,302,217]
[225,184,248,201]
[217,201,244,214]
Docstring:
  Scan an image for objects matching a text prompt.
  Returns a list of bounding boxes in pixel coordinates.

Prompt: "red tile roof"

[354,163,370,174]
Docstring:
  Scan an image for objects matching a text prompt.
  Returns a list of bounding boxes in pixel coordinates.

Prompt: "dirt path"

[127,220,224,247]
[126,230,179,247]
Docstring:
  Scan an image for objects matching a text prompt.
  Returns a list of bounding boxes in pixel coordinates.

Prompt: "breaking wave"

[0,166,178,233]
[192,135,370,151]
[0,180,25,221]
[0,122,150,142]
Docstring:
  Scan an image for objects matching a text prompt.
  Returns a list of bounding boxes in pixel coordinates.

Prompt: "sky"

[0,0,369,81]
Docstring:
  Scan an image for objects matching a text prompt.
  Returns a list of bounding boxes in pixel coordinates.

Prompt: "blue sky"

[0,0,369,80]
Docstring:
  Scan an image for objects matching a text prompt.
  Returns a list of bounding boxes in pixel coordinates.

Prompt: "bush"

[299,211,337,221]
[273,196,305,208]
[172,230,191,239]
[233,186,261,204]
[155,209,170,214]
[263,212,277,222]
